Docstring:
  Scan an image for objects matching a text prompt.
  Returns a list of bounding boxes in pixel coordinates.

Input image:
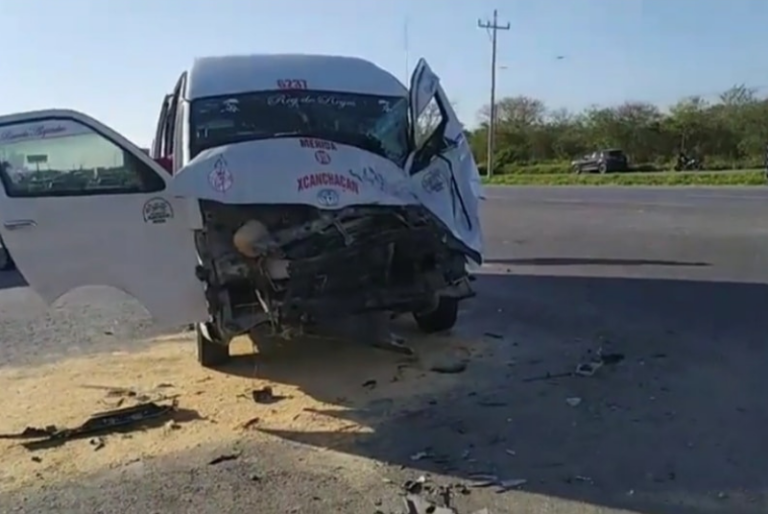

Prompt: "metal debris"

[208,452,241,465]
[21,400,177,451]
[252,386,285,404]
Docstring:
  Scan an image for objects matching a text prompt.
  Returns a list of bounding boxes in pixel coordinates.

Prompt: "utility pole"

[478,10,510,178]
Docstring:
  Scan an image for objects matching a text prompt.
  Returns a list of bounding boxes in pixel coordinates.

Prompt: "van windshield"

[190,91,410,166]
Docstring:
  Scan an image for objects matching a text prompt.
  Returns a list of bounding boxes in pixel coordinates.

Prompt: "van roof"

[186,53,407,100]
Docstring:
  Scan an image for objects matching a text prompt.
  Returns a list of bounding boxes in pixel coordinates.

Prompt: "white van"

[0,53,484,367]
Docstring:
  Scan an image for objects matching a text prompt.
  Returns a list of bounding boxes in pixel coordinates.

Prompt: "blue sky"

[1,0,766,145]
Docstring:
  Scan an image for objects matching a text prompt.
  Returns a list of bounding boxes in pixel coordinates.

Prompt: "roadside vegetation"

[462,84,768,186]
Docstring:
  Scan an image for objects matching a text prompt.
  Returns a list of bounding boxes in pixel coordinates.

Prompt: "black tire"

[598,162,607,174]
[413,296,459,333]
[196,323,230,368]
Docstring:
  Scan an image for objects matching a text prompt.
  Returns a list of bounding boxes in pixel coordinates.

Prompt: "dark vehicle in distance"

[674,152,703,171]
[571,149,629,174]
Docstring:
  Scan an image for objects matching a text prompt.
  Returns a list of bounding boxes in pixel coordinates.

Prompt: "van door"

[407,59,483,262]
[0,109,209,329]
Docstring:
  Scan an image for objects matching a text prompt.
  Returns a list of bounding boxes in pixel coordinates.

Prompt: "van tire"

[196,323,230,368]
[413,296,459,333]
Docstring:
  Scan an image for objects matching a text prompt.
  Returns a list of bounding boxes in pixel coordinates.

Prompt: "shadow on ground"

[212,272,768,514]
[0,269,26,291]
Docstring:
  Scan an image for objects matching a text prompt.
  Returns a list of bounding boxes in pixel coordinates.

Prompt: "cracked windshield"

[0,2,767,514]
[191,91,409,165]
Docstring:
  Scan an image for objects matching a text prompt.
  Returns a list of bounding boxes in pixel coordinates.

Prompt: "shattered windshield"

[190,91,410,166]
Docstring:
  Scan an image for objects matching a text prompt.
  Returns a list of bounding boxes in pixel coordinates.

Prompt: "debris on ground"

[410,450,430,461]
[565,475,594,485]
[251,386,286,404]
[430,360,468,374]
[523,349,626,382]
[362,379,378,389]
[576,351,625,377]
[372,333,415,356]
[565,397,582,407]
[208,452,241,465]
[399,476,490,514]
[19,400,178,451]
[89,437,105,451]
[483,332,503,340]
[469,473,527,492]
[0,425,57,440]
[240,417,261,430]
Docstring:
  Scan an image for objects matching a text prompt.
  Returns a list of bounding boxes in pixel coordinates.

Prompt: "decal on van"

[316,189,340,207]
[208,156,233,193]
[142,197,174,224]
[0,120,91,145]
[299,139,336,150]
[314,150,331,165]
[276,79,308,90]
[297,173,359,194]
[421,168,448,193]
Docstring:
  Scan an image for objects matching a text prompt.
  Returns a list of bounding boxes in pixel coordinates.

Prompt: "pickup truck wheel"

[598,163,607,174]
[413,296,459,333]
[196,323,230,368]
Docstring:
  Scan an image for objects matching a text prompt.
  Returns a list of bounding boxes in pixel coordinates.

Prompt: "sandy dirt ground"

[0,324,483,495]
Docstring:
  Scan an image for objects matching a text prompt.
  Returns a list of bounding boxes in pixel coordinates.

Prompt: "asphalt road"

[2,186,768,514]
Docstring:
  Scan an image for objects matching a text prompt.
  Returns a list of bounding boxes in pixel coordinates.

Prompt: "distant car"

[571,149,629,174]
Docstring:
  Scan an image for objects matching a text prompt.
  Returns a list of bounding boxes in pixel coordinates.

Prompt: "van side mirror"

[153,156,173,174]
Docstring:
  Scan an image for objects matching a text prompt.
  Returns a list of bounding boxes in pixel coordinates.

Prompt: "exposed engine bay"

[193,200,475,341]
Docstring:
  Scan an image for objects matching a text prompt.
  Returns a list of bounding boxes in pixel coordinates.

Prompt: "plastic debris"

[20,400,177,451]
[565,397,582,407]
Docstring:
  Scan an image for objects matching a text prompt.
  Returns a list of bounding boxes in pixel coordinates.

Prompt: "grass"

[483,170,767,187]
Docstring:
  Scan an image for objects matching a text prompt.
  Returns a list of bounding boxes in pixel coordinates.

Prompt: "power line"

[478,10,510,178]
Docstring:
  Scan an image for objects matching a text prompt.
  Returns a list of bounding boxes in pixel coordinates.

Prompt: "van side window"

[0,118,165,197]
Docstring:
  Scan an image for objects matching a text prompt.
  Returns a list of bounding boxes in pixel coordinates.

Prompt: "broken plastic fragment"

[498,478,527,490]
[565,397,582,407]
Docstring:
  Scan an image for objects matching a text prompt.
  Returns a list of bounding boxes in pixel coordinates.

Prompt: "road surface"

[0,186,767,514]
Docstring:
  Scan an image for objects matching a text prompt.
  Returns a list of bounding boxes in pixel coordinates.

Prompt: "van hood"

[171,138,418,208]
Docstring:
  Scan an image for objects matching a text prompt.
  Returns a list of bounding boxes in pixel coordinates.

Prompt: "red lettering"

[299,138,337,150]
[296,173,359,194]
[277,79,308,90]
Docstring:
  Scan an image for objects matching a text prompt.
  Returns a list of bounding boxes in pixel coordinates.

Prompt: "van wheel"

[196,323,230,368]
[413,296,459,333]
